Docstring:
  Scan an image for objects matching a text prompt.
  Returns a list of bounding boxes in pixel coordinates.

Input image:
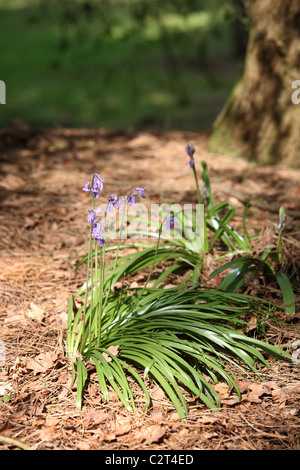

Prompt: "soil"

[0,122,299,450]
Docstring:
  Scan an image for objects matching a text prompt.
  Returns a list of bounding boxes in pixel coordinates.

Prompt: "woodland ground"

[0,122,299,450]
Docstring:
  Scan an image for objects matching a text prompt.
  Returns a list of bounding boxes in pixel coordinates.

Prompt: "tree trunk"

[209,0,300,167]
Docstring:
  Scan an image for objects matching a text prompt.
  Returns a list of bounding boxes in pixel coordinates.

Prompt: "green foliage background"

[0,0,247,130]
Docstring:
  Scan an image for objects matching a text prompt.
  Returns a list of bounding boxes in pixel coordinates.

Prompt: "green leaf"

[76,357,88,410]
[275,271,296,315]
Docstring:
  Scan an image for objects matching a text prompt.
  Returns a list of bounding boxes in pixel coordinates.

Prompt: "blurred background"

[0,0,248,132]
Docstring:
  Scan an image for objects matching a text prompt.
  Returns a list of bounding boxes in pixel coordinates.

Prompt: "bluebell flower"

[87,209,97,225]
[115,198,122,210]
[93,173,104,194]
[92,221,106,246]
[185,144,195,169]
[277,207,286,231]
[127,193,137,205]
[134,187,146,199]
[165,215,178,231]
[83,173,104,198]
[127,186,146,205]
[107,193,119,214]
[185,143,195,158]
[83,180,92,192]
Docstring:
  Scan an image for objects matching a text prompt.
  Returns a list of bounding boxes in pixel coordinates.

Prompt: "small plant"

[210,205,295,315]
[67,167,293,419]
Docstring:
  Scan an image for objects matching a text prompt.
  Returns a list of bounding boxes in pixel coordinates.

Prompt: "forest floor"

[0,121,299,451]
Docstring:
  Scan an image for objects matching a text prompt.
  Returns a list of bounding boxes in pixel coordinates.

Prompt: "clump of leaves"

[67,171,292,420]
[67,285,291,420]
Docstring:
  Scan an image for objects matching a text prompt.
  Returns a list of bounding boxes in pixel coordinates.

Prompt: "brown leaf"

[83,411,111,427]
[27,302,45,322]
[150,409,164,420]
[26,352,57,375]
[245,383,266,403]
[102,345,119,362]
[151,386,166,401]
[134,424,166,445]
[0,381,13,396]
[39,425,57,441]
[272,385,300,406]
[115,418,131,436]
[212,383,230,399]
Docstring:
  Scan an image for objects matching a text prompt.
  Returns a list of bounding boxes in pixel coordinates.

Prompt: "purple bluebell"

[185,143,195,158]
[127,193,137,205]
[92,221,106,246]
[83,180,92,192]
[127,186,146,205]
[165,215,178,231]
[83,173,104,198]
[185,144,195,169]
[115,198,122,210]
[87,209,97,224]
[93,173,104,194]
[134,187,146,199]
[107,193,119,214]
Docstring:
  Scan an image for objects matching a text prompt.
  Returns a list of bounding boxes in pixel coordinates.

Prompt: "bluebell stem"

[185,144,208,252]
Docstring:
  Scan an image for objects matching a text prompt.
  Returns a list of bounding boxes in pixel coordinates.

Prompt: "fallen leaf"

[129,281,139,289]
[27,302,45,322]
[26,352,57,375]
[83,411,111,427]
[245,383,266,403]
[272,385,300,406]
[39,425,57,441]
[150,409,164,420]
[102,345,119,362]
[212,382,230,398]
[151,387,166,401]
[134,424,166,445]
[45,416,61,427]
[94,430,116,442]
[0,381,12,396]
[115,418,131,436]
[196,414,220,425]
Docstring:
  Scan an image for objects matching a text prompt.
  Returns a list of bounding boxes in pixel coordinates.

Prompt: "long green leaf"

[275,271,296,315]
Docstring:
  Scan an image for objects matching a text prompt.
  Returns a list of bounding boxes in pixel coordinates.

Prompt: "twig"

[0,435,32,450]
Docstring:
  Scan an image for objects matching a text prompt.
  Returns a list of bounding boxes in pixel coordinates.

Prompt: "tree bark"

[209,0,300,167]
